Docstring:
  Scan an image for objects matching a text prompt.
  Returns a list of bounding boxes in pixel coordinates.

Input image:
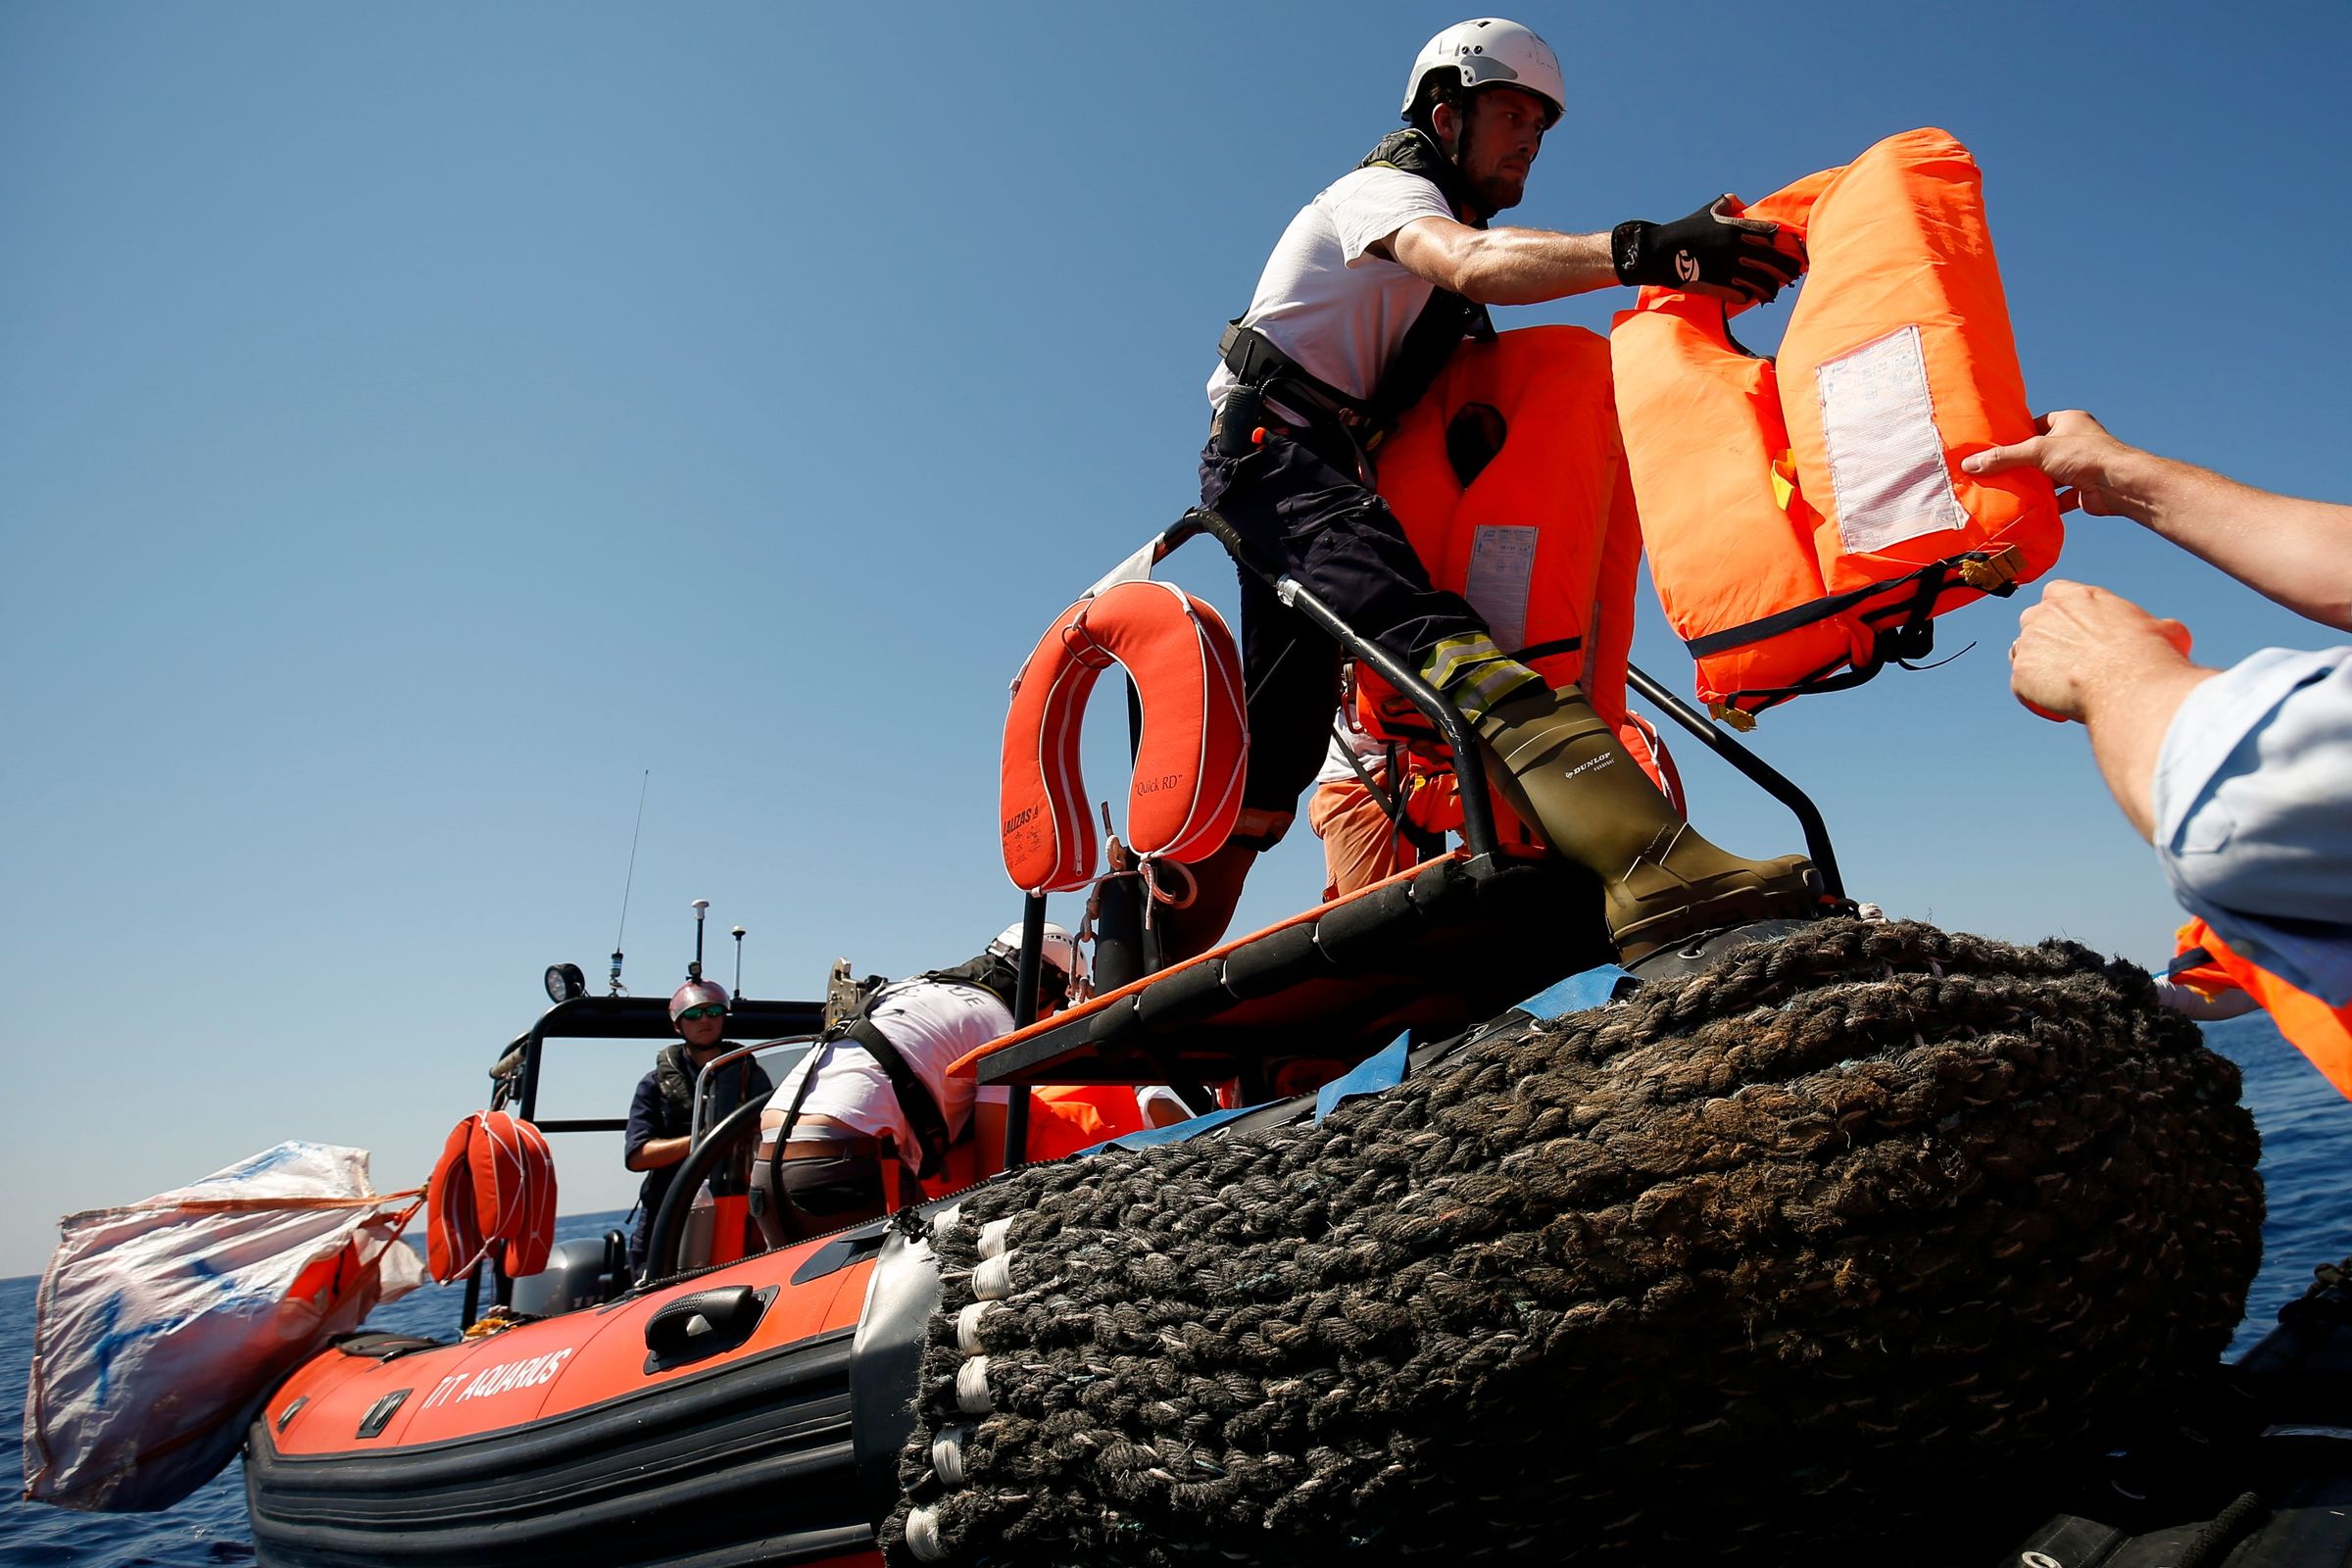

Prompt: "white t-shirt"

[1314,698,1393,787]
[1206,165,1456,419]
[764,978,1013,1163]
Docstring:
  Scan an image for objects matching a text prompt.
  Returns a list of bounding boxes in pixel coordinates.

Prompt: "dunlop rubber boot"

[1474,683,1819,959]
[1152,839,1259,967]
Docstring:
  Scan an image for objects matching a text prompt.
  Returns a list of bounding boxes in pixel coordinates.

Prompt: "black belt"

[1218,320,1373,431]
[1217,323,1381,482]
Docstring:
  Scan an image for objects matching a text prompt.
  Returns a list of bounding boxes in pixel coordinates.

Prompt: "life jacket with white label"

[2171,918,2352,1101]
[1611,127,2065,726]
[1359,324,1675,828]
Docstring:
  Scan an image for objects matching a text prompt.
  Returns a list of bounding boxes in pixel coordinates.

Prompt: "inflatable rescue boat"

[238,503,2310,1568]
[117,126,2343,1566]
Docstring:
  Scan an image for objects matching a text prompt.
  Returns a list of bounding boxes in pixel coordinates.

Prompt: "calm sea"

[3,1015,2344,1565]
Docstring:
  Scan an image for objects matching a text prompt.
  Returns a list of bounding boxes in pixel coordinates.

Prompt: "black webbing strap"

[1328,729,1448,858]
[840,1014,953,1180]
[1218,300,1494,444]
[1685,551,2015,710]
[1370,290,1493,426]
[1219,320,1372,428]
[1513,634,1583,666]
[1686,558,1961,659]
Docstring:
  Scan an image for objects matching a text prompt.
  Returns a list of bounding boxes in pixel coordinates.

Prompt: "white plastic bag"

[22,1141,426,1511]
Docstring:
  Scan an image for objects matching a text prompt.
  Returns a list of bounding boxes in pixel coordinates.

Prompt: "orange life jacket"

[1612,127,2065,725]
[999,579,1248,893]
[1024,1085,1150,1158]
[914,1085,1150,1198]
[1362,324,1671,827]
[2171,918,2352,1100]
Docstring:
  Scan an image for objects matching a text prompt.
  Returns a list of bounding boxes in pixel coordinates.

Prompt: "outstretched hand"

[2009,579,2198,724]
[1963,410,2137,515]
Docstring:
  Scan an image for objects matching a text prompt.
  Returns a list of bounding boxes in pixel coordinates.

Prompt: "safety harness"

[774,953,1030,1182]
[1218,129,1495,444]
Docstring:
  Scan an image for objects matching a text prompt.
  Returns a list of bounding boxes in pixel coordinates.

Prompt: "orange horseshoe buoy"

[425,1110,557,1283]
[1000,579,1248,894]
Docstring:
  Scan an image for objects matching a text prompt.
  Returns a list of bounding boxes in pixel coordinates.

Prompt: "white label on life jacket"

[1815,324,1966,555]
[1465,525,1538,654]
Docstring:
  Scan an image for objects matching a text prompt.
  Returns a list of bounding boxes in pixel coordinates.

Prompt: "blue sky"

[3,1,2346,1277]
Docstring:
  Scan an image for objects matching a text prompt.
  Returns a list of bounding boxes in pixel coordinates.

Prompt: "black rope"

[882,919,2264,1567]
[2176,1489,2269,1568]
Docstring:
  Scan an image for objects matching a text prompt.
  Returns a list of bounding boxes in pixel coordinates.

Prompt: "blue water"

[0,1208,634,1566]
[5,1017,2346,1564]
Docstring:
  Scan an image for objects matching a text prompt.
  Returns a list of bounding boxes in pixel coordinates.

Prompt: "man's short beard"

[1473,171,1526,212]
[1452,111,1524,215]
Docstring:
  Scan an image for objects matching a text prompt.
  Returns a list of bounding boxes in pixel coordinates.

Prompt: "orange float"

[1360,324,1673,833]
[424,1109,556,1282]
[998,578,1247,893]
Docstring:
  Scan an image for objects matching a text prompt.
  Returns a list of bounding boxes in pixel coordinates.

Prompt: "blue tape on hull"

[1315,1034,1411,1124]
[1518,964,1638,1020]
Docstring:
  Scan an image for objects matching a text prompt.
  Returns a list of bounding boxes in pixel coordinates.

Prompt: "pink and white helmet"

[668,979,731,1022]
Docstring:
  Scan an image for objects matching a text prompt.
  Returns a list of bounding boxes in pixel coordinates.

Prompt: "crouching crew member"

[752,924,1086,1239]
[1172,18,1819,963]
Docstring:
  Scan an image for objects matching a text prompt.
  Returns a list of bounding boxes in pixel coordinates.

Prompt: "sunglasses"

[677,1004,727,1022]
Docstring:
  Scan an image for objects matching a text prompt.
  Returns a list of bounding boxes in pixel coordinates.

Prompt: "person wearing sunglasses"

[621,978,775,1277]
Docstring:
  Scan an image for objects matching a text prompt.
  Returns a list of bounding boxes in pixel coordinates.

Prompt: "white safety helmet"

[1401,19,1565,126]
[989,921,1091,999]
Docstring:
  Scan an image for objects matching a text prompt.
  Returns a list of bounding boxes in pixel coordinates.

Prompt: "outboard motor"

[510,1229,631,1318]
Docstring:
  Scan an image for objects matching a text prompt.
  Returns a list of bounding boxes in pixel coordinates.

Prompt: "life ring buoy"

[1000,579,1248,894]
[425,1110,557,1283]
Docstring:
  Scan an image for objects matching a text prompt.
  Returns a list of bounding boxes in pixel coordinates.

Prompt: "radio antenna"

[610,769,651,995]
[731,925,747,997]
[689,899,710,979]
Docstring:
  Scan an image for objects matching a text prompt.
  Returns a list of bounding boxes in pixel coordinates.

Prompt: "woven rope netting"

[884,920,2264,1566]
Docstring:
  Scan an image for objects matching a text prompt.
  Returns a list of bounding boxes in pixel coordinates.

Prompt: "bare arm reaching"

[1966,411,2352,631]
[2007,579,2216,840]
[1385,216,1618,304]
[1384,195,1802,308]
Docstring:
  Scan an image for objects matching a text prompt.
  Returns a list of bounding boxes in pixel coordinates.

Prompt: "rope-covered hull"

[887,920,2264,1566]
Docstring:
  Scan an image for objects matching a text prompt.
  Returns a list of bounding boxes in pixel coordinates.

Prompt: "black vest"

[1219,128,1496,435]
[1351,128,1496,422]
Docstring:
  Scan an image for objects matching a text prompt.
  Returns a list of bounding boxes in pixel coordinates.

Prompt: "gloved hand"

[1612,196,1805,304]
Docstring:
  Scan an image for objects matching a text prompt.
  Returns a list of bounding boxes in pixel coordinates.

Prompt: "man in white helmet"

[1170,18,1819,964]
[751,924,1088,1239]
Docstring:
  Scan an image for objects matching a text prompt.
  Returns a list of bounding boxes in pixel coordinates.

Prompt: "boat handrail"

[685,1036,816,1147]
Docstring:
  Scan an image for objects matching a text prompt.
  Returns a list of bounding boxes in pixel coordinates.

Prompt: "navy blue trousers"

[1199,429,1486,841]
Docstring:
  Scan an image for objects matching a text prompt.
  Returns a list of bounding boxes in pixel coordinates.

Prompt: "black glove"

[1612,196,1805,304]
